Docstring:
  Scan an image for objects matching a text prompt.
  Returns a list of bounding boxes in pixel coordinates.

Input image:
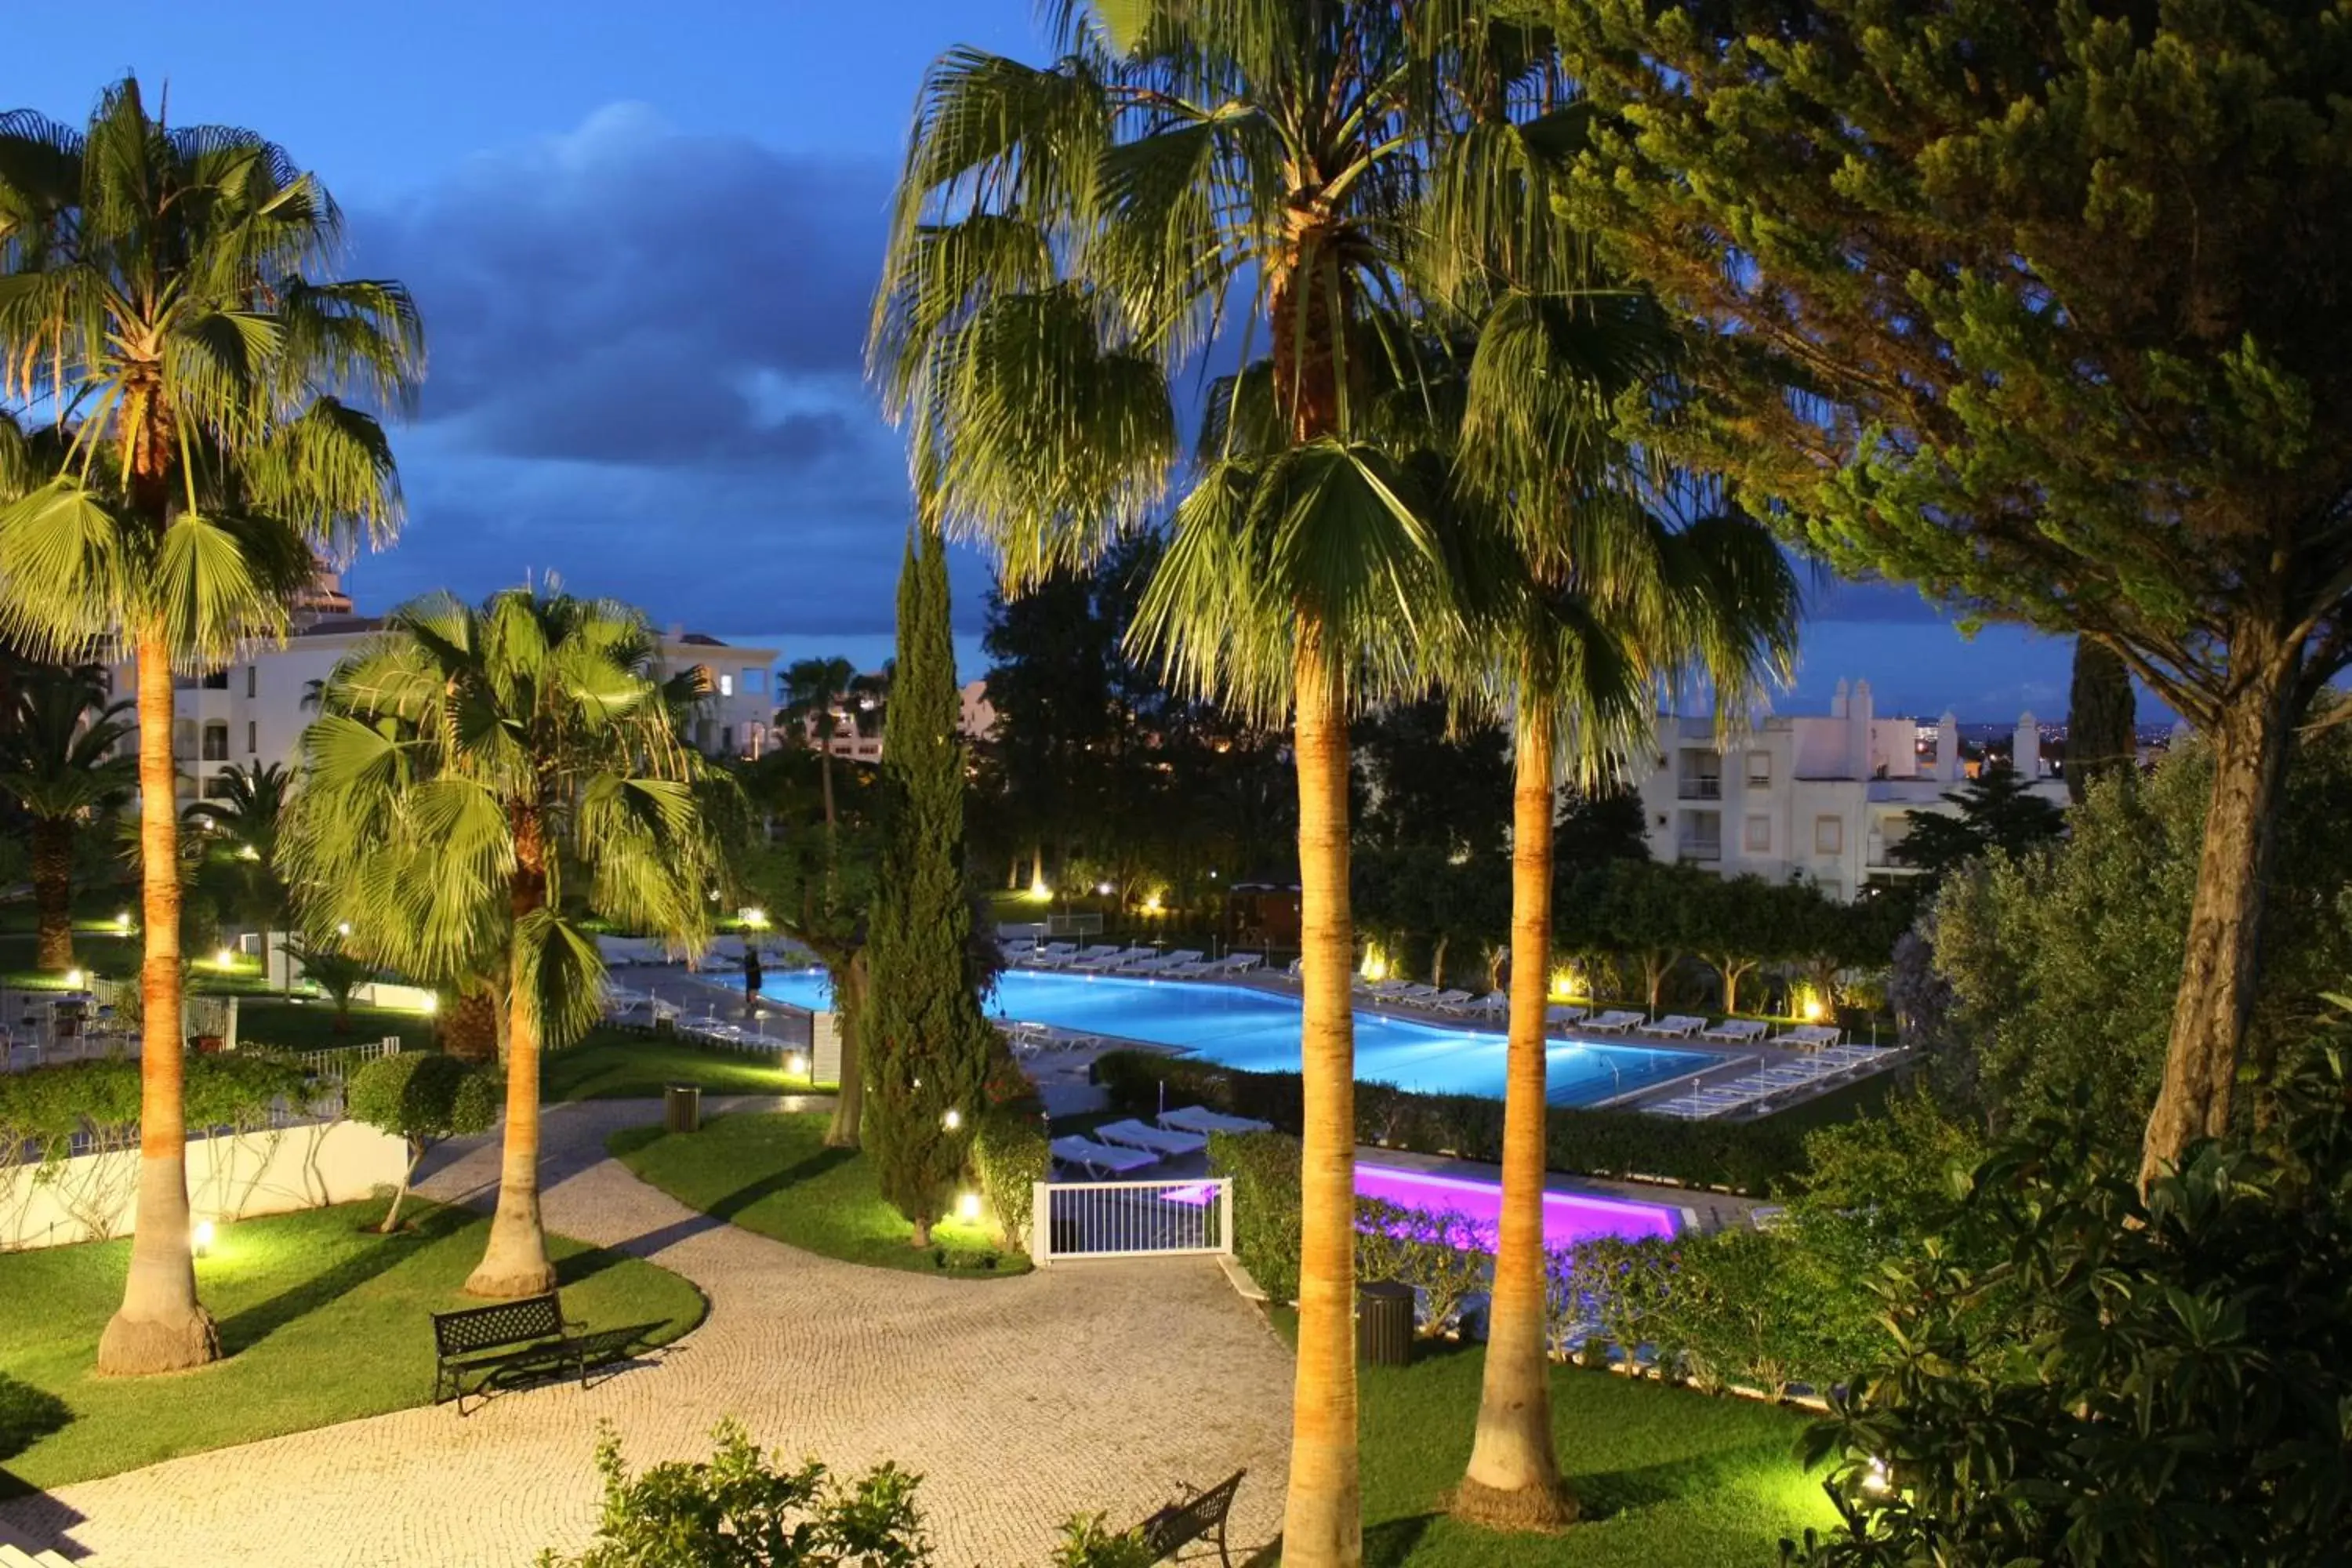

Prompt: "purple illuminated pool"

[1355,1163,1683,1248]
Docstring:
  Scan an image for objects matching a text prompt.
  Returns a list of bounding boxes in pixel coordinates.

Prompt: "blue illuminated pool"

[757,969,1707,1107]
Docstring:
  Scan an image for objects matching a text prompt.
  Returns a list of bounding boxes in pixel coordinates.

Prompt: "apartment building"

[116,572,779,802]
[1631,677,2068,901]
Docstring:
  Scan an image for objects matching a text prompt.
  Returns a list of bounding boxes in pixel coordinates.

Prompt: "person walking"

[742,945,764,1017]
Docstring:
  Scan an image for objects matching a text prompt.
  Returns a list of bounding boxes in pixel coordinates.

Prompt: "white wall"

[0,1120,406,1251]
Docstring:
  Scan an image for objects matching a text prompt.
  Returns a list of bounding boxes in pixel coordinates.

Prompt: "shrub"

[0,1371,71,1461]
[537,1418,929,1568]
[1353,1200,1490,1336]
[1787,1044,2352,1566]
[971,1099,1048,1251]
[1207,1130,1303,1302]
[1100,1050,1811,1193]
[1550,1233,1678,1368]
[346,1051,500,1232]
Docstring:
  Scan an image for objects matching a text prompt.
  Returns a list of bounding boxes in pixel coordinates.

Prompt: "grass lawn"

[609,1110,1025,1276]
[545,1028,825,1101]
[233,996,439,1053]
[0,1197,705,1494]
[1266,1311,1835,1567]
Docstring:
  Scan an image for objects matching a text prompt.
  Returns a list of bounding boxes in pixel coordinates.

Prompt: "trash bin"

[663,1083,702,1134]
[1359,1280,1415,1367]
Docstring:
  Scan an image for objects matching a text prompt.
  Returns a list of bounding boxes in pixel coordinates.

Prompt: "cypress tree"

[862,522,992,1245]
[2067,638,2137,805]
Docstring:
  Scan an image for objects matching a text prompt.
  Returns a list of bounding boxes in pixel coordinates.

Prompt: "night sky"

[12,2,2089,720]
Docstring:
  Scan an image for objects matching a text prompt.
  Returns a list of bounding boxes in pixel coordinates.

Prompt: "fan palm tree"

[183,760,296,981]
[0,663,134,970]
[0,78,420,1374]
[284,586,723,1297]
[779,655,858,829]
[869,10,1501,1554]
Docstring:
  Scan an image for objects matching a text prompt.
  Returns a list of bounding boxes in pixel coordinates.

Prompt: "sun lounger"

[1159,1105,1276,1136]
[1065,946,1133,971]
[1650,1014,1707,1038]
[1701,1018,1769,1043]
[1383,984,1439,1004]
[1543,1003,1588,1030]
[1050,1135,1160,1177]
[1423,989,1476,1012]
[1582,1010,1645,1033]
[1094,1119,1210,1158]
[1777,1023,1843,1048]
[1464,991,1507,1018]
[1022,942,1080,968]
[1220,953,1263,975]
[1128,949,1204,975]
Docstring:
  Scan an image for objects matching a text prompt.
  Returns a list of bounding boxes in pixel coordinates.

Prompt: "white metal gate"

[1030,1178,1233,1266]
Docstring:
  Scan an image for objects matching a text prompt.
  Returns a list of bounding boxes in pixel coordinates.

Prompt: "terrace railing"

[1029,1178,1233,1267]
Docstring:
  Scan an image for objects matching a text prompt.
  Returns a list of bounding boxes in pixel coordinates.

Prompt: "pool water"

[757,968,1706,1108]
[1356,1163,1682,1247]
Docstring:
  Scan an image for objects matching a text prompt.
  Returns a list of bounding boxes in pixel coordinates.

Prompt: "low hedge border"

[1094,1049,1809,1196]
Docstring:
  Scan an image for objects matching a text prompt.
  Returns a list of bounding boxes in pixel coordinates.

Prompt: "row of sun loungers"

[1047,1104,1276,1178]
[1649,1045,1899,1120]
[1014,944,1265,979]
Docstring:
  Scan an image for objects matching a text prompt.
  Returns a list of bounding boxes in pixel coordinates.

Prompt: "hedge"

[1096,1050,1810,1195]
[971,1098,1049,1253]
[1213,1129,1883,1396]
[0,1054,311,1168]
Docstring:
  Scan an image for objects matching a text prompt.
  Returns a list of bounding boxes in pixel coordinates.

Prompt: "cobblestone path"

[0,1096,1294,1566]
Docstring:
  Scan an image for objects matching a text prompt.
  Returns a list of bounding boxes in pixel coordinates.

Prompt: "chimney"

[1937,709,1962,782]
[2014,711,2041,777]
[1830,677,1849,719]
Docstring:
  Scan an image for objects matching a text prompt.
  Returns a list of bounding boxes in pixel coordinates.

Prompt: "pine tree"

[862,523,992,1245]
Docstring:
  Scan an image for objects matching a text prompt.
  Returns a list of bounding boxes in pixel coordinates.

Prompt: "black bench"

[430,1293,651,1414]
[1132,1469,1245,1566]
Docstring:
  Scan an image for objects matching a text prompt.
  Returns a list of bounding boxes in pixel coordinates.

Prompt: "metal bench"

[1133,1469,1245,1566]
[430,1292,652,1414]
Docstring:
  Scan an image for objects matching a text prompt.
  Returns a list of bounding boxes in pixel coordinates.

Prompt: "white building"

[1631,677,2069,901]
[116,574,779,803]
[789,677,997,763]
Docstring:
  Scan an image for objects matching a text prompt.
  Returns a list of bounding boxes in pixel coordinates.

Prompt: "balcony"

[1677,775,1722,800]
[1678,837,1722,862]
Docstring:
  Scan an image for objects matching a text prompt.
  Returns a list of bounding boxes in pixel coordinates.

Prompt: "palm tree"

[869,8,1513,1558]
[285,586,723,1297]
[183,760,296,982]
[0,78,420,1374]
[779,655,858,829]
[0,664,134,970]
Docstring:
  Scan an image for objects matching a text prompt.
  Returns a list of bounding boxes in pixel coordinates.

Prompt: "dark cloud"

[345,103,931,637]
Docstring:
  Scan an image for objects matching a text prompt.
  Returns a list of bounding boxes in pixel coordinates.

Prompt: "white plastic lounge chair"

[1702,1018,1769,1043]
[1282,957,1305,981]
[1073,946,1153,972]
[1022,942,1079,968]
[1542,1003,1587,1030]
[1050,1135,1160,1177]
[1385,984,1439,1004]
[1424,989,1476,1012]
[1159,1105,1276,1136]
[1221,953,1264,975]
[1777,1023,1843,1048]
[1465,991,1507,1018]
[1650,1014,1708,1038]
[1582,1010,1644,1033]
[1094,1118,1210,1158]
[1130,949,1204,975]
[1062,945,1125,971]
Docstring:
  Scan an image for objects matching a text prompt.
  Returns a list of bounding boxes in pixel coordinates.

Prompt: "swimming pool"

[757,968,1707,1108]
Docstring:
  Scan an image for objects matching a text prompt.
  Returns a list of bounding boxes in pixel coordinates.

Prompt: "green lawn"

[233,996,439,1053]
[609,1110,1024,1276]
[0,1198,705,1494]
[1268,1311,1835,1567]
[544,1029,824,1101]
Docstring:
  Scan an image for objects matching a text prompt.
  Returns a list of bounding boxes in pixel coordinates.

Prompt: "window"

[1746,751,1771,785]
[719,673,735,697]
[721,725,735,754]
[201,723,229,761]
[1744,814,1771,853]
[200,669,229,691]
[741,666,766,695]
[245,664,257,699]
[246,720,257,755]
[1814,815,1844,855]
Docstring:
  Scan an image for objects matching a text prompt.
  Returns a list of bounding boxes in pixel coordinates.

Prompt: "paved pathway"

[2,1097,1294,1567]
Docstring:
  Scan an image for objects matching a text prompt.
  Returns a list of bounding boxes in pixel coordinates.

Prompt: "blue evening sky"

[10,2,2090,721]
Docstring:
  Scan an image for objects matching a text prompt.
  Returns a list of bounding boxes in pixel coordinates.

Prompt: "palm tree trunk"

[439,981,499,1064]
[1454,708,1576,1529]
[97,630,220,1374]
[1283,629,1361,1568]
[467,815,556,1298]
[31,817,75,972]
